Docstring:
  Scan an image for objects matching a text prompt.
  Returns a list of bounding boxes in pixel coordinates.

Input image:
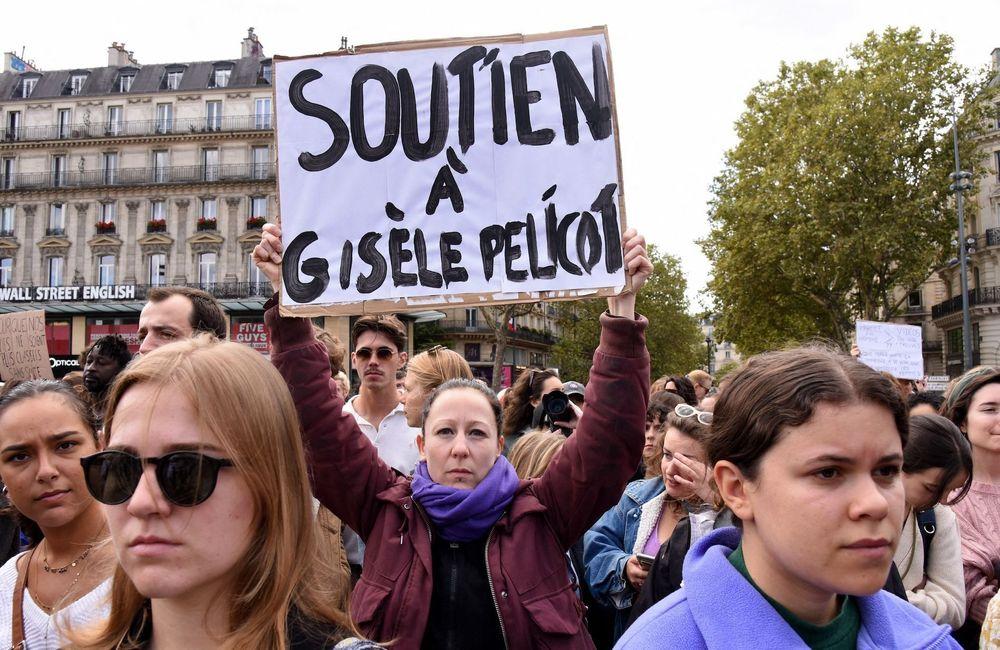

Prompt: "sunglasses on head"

[80,450,233,507]
[674,403,713,426]
[355,346,395,362]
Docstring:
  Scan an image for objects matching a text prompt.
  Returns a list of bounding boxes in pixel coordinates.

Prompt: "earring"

[1,484,7,497]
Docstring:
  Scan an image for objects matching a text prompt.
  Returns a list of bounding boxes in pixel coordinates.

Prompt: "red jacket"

[265,303,649,649]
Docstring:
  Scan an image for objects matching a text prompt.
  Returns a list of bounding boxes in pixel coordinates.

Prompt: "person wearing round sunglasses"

[584,403,718,643]
[71,336,379,649]
[256,225,653,648]
[0,381,112,649]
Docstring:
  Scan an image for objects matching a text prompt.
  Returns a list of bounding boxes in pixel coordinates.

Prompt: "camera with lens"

[530,389,574,433]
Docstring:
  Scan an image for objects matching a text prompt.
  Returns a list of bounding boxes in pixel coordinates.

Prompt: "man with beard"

[80,334,132,423]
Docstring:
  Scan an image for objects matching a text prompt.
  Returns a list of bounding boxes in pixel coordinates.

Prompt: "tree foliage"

[481,302,541,392]
[703,27,995,355]
[551,246,703,383]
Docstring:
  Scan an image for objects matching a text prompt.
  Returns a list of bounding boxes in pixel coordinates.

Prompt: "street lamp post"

[950,112,975,372]
[705,335,714,374]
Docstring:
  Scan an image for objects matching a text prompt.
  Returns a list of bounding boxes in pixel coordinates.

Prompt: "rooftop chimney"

[241,27,264,59]
[108,42,138,67]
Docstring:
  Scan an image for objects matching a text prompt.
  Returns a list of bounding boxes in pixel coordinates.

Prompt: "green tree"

[703,27,995,355]
[551,246,703,383]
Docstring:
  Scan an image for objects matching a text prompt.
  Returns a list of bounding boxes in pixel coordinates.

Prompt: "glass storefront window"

[86,317,140,354]
[45,320,72,355]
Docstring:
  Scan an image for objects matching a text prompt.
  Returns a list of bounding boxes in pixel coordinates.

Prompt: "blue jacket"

[583,478,665,639]
[616,527,961,649]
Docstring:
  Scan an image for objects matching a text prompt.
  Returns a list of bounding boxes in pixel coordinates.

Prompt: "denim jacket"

[583,478,666,638]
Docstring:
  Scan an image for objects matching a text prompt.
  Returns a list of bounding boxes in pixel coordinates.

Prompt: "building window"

[149,253,167,287]
[0,258,12,287]
[908,291,922,308]
[0,158,13,190]
[100,201,116,224]
[203,148,219,181]
[155,103,173,134]
[202,197,217,219]
[464,343,480,362]
[212,66,232,88]
[98,255,116,286]
[465,308,478,329]
[206,101,222,132]
[48,203,65,233]
[250,196,267,218]
[116,72,135,93]
[106,106,123,136]
[254,97,272,129]
[258,61,272,85]
[5,111,21,141]
[0,205,13,235]
[153,150,168,183]
[69,73,88,96]
[198,252,217,287]
[248,253,265,288]
[252,146,270,179]
[103,152,118,185]
[47,257,64,285]
[51,155,66,187]
[150,200,166,221]
[162,69,184,90]
[17,76,37,98]
[57,109,71,139]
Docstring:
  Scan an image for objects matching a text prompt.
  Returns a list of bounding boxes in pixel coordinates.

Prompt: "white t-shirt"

[0,551,112,649]
[343,396,420,475]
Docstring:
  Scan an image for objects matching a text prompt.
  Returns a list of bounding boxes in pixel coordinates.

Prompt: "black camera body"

[542,390,571,422]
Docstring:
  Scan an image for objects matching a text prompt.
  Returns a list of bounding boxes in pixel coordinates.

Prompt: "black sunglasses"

[80,450,233,507]
[355,346,395,362]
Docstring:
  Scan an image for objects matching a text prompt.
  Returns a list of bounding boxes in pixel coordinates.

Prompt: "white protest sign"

[855,320,924,380]
[274,27,626,314]
[925,375,949,392]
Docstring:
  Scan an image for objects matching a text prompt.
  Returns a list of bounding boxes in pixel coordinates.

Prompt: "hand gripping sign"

[274,27,627,315]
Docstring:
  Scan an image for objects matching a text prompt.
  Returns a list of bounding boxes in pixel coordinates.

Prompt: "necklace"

[32,566,86,615]
[42,544,92,574]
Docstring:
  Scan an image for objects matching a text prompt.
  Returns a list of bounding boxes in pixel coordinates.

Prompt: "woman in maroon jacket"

[254,225,652,649]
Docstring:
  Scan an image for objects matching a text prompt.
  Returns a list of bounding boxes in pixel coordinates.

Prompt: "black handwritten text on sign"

[274,30,625,307]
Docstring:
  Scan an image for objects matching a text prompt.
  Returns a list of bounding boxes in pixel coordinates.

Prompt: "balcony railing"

[932,286,1000,319]
[45,227,66,237]
[0,163,275,192]
[0,230,13,238]
[439,319,556,345]
[0,114,273,144]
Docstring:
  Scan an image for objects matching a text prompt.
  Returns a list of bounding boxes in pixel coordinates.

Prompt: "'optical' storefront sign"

[0,285,137,302]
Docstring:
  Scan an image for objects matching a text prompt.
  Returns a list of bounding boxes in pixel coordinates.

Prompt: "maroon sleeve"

[264,296,398,539]
[532,311,650,549]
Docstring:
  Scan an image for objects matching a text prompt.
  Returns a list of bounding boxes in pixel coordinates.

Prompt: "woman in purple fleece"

[618,346,961,650]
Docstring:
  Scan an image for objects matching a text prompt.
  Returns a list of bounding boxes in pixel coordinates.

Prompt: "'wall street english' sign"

[274,27,626,314]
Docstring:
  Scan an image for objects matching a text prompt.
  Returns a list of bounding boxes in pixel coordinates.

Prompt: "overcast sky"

[5,0,1000,309]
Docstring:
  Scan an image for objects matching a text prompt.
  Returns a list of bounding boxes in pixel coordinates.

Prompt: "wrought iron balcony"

[439,319,556,345]
[932,286,1000,319]
[45,227,66,237]
[0,114,273,144]
[0,230,14,238]
[0,163,275,192]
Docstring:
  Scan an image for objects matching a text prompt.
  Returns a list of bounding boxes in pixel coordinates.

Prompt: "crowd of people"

[0,220,997,648]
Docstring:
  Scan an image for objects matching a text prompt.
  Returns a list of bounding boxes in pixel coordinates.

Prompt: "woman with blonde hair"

[508,428,567,480]
[74,337,377,649]
[400,345,473,428]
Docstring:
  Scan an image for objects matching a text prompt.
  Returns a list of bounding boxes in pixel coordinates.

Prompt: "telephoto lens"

[542,390,570,421]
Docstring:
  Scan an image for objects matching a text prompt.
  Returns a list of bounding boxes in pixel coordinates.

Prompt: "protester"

[562,381,587,411]
[941,367,1000,646]
[698,394,718,412]
[663,375,697,406]
[585,403,716,642]
[74,336,377,649]
[0,381,112,649]
[136,286,227,354]
[909,391,943,417]
[80,335,132,425]
[649,376,669,396]
[501,367,563,452]
[255,223,652,649]
[641,392,685,480]
[619,346,959,649]
[893,414,973,629]
[342,314,419,475]
[315,326,348,376]
[687,370,713,403]
[400,345,473,428]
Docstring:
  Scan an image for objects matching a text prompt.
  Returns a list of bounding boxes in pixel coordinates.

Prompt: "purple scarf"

[410,457,520,542]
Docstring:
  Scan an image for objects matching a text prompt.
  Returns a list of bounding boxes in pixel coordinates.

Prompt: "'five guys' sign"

[274,27,626,314]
